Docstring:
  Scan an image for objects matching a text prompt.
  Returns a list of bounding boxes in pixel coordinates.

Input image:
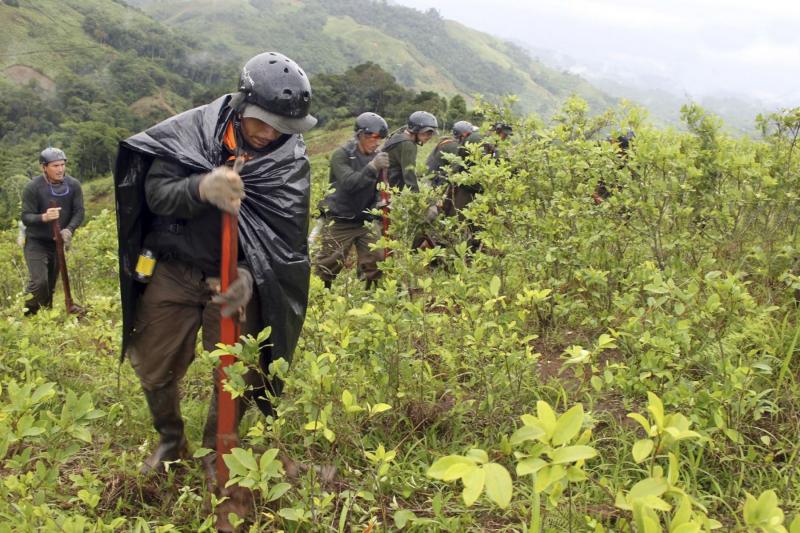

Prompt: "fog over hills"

[121,0,618,118]
[394,0,800,134]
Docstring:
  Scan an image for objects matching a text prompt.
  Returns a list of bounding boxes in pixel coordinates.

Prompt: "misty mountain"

[120,0,618,117]
[519,42,775,134]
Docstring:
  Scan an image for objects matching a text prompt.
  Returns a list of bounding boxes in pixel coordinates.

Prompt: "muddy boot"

[23,297,40,316]
[141,382,188,474]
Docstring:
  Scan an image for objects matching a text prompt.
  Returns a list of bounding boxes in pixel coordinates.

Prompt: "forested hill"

[0,0,234,187]
[0,0,617,197]
[122,0,618,116]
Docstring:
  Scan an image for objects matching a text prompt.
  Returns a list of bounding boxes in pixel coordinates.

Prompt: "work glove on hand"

[60,229,73,251]
[212,267,253,318]
[199,166,245,214]
[368,152,389,173]
[424,205,439,223]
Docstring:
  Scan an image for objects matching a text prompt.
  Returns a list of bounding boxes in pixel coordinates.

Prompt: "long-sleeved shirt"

[319,139,379,221]
[383,131,419,192]
[426,136,463,187]
[21,175,84,241]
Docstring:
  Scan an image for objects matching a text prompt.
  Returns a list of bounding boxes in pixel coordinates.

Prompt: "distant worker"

[594,129,635,204]
[426,120,476,187]
[490,121,514,160]
[491,121,513,141]
[20,147,84,316]
[315,112,390,289]
[382,111,438,192]
[442,131,494,218]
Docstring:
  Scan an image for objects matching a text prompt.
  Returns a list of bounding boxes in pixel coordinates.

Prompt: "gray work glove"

[368,152,389,173]
[199,166,245,214]
[425,205,439,223]
[60,228,73,251]
[212,267,253,318]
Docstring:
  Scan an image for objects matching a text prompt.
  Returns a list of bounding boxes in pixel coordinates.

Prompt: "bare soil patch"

[4,64,55,92]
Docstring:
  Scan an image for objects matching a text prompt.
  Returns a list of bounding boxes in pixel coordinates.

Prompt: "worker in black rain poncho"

[113,52,315,476]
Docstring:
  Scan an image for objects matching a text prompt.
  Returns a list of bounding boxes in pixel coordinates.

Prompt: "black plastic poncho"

[113,94,311,369]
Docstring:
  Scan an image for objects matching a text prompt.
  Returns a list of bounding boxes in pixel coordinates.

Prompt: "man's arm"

[399,142,419,192]
[66,180,85,232]
[144,158,209,218]
[331,149,378,193]
[20,182,44,226]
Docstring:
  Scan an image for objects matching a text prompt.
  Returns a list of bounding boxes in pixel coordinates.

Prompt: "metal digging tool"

[49,201,84,316]
[216,156,245,490]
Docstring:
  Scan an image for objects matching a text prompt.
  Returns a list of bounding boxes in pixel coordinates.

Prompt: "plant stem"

[529,475,541,533]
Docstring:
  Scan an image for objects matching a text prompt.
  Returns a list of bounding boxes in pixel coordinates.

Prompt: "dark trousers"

[314,219,383,282]
[126,260,269,448]
[24,238,57,314]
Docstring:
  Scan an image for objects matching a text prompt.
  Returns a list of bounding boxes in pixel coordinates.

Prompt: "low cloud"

[395,0,800,106]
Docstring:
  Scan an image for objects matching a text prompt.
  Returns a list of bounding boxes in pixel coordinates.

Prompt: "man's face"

[417,130,434,145]
[42,160,66,183]
[357,132,383,154]
[241,117,282,149]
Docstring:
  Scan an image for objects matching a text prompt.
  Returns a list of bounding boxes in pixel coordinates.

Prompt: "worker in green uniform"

[315,112,389,288]
[382,111,438,192]
[426,120,476,187]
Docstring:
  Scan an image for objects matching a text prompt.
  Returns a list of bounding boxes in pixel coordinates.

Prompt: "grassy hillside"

[0,0,232,203]
[0,0,118,82]
[122,0,618,116]
[0,0,211,102]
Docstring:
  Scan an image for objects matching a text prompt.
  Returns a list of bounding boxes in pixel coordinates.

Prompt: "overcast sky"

[393,0,800,106]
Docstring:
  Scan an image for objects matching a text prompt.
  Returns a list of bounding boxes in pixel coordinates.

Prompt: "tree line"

[1,52,470,224]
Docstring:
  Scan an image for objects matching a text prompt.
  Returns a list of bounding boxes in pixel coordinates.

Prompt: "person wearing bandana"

[20,147,84,316]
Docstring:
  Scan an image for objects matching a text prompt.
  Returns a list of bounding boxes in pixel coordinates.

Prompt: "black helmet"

[238,52,317,134]
[39,147,67,165]
[452,120,475,137]
[618,129,635,150]
[354,112,388,138]
[492,122,513,135]
[407,111,438,134]
[608,129,635,150]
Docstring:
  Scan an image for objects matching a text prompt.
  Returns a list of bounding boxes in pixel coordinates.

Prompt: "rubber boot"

[141,382,188,474]
[23,299,39,316]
